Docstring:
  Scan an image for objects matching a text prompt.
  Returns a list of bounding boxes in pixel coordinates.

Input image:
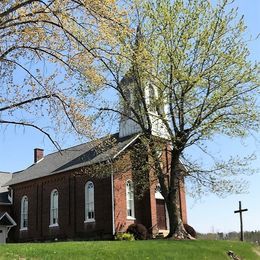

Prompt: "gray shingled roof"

[6,133,139,186]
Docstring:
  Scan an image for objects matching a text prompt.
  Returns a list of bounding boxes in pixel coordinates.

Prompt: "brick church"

[0,84,187,243]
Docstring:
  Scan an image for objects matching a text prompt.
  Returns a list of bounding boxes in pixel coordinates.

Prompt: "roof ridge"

[43,132,119,158]
[5,132,139,186]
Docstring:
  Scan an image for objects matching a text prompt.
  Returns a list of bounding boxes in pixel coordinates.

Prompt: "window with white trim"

[20,196,28,229]
[50,189,58,226]
[85,181,95,221]
[126,180,135,218]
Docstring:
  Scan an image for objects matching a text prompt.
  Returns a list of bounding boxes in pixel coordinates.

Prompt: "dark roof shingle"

[6,133,139,186]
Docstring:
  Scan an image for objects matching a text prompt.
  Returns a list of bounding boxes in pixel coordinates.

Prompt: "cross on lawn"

[234,201,248,241]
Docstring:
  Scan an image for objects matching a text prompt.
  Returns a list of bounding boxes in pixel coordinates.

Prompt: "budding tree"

[0,0,126,147]
[93,0,259,238]
[2,0,259,239]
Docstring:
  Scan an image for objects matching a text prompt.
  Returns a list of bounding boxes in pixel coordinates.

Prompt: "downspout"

[111,163,115,236]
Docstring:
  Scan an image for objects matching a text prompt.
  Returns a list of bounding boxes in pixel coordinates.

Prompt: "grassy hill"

[0,240,259,260]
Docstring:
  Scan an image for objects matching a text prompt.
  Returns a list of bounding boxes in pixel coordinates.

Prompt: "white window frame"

[85,181,95,223]
[126,180,135,219]
[20,195,28,230]
[49,189,59,227]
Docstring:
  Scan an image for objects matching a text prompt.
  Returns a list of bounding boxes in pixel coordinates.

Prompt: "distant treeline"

[197,231,260,244]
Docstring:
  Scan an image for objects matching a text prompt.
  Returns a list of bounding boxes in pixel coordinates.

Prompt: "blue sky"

[0,0,259,233]
[187,0,260,233]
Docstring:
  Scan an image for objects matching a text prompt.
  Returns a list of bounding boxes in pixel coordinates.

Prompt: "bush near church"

[126,224,148,240]
[115,232,135,241]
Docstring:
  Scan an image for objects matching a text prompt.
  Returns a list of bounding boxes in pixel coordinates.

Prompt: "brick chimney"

[34,148,44,163]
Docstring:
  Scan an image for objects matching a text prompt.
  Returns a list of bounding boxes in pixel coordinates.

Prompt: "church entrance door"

[156,199,167,230]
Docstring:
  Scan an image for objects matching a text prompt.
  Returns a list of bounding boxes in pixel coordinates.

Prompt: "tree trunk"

[165,192,188,239]
[164,150,190,239]
[148,138,191,239]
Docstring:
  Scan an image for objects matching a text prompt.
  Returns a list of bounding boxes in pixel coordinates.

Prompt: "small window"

[126,180,135,218]
[50,189,58,226]
[85,181,95,222]
[20,196,28,229]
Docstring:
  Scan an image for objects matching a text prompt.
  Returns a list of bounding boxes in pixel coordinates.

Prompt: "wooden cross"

[234,201,248,241]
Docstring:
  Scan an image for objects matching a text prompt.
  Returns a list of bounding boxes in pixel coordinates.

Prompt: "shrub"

[115,232,135,241]
[126,224,148,240]
[184,224,197,238]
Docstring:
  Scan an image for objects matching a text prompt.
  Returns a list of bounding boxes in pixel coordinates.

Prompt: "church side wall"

[9,168,112,242]
[0,205,11,215]
[7,143,188,242]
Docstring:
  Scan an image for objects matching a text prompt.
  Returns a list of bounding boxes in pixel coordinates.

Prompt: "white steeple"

[119,79,169,139]
[119,25,169,139]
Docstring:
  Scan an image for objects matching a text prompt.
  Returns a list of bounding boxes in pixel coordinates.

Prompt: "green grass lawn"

[0,240,259,260]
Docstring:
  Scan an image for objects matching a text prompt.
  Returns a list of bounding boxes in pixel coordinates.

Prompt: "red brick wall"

[73,173,112,239]
[114,172,153,233]
[0,205,11,214]
[9,169,113,242]
[179,178,187,224]
[113,152,153,234]
[148,181,158,233]
[113,169,135,232]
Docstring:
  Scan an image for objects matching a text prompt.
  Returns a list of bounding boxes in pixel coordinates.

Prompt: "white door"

[0,226,6,244]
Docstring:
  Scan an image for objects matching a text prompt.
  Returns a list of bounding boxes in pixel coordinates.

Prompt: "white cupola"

[119,77,169,139]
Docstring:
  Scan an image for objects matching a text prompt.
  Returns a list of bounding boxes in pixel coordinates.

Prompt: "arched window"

[50,189,58,226]
[20,196,28,229]
[126,180,135,218]
[85,181,95,222]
